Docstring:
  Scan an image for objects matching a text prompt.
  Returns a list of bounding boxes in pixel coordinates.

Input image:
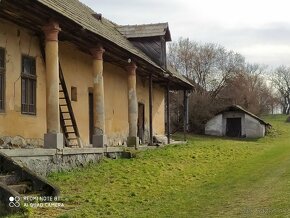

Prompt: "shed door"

[226,118,241,137]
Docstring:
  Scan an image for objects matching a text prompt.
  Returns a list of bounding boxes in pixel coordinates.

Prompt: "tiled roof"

[166,65,193,87]
[117,23,171,41]
[37,0,161,69]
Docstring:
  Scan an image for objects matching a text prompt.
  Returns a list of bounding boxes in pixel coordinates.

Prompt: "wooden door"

[89,93,94,144]
[138,103,145,143]
[226,118,241,137]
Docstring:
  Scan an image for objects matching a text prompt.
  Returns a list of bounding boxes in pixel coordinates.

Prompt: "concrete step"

[8,182,32,194]
[0,174,19,185]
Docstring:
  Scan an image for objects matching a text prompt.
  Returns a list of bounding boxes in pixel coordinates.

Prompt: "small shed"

[205,105,270,138]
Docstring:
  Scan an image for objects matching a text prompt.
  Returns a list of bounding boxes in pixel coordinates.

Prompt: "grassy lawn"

[11,115,290,217]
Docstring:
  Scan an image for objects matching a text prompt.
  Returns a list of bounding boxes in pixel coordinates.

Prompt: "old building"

[205,105,270,138]
[0,0,192,149]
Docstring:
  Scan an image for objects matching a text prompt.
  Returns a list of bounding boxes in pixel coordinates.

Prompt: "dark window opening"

[71,86,77,102]
[21,55,36,115]
[0,48,5,112]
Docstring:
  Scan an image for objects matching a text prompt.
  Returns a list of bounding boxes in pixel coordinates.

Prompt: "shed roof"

[217,105,270,126]
[117,23,172,41]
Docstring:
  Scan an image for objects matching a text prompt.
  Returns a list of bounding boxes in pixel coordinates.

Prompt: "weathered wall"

[1,148,124,176]
[59,42,93,146]
[136,76,165,142]
[13,153,103,177]
[205,114,223,136]
[0,19,46,140]
[152,85,165,135]
[205,112,265,138]
[60,42,129,146]
[0,19,166,146]
[103,63,129,145]
[244,114,265,138]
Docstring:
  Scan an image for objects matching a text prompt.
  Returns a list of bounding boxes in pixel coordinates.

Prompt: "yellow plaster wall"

[59,42,93,146]
[0,19,46,139]
[136,76,165,137]
[152,85,165,135]
[59,42,130,146]
[103,63,129,145]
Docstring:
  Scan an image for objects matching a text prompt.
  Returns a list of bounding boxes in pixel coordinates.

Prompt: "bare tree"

[168,38,277,132]
[168,38,245,96]
[271,66,290,114]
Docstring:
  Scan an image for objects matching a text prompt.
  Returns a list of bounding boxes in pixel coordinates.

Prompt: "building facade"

[0,0,192,149]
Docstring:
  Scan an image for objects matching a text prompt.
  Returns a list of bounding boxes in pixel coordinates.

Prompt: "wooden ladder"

[59,65,82,148]
[39,40,82,148]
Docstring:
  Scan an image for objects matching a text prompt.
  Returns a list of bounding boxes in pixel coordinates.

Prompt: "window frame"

[21,55,37,115]
[0,47,5,113]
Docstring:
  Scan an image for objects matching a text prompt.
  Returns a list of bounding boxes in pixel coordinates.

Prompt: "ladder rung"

[62,112,70,113]
[65,125,74,127]
[68,138,77,140]
[59,97,65,99]
[60,104,67,106]
[59,90,64,92]
[63,118,71,120]
[67,131,75,133]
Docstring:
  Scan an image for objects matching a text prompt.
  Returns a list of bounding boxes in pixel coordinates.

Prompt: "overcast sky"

[81,0,290,68]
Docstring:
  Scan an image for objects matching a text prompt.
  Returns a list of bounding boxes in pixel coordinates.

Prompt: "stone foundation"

[0,147,124,177]
[0,136,43,149]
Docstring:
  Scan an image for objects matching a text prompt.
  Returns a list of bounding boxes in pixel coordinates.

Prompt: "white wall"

[205,112,265,138]
[205,114,223,136]
[244,114,265,138]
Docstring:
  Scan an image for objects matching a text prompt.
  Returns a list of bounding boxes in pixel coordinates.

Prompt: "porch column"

[90,46,107,147]
[149,74,153,145]
[42,21,63,149]
[183,90,189,141]
[166,82,170,144]
[126,62,139,147]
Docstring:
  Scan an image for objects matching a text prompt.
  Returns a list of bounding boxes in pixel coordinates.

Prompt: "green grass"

[9,115,290,217]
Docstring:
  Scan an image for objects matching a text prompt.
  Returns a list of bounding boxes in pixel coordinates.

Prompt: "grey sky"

[80,0,290,67]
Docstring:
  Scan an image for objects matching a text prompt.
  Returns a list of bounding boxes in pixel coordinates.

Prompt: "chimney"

[92,13,102,21]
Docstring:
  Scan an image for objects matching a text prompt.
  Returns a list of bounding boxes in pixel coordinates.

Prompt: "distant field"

[10,115,290,218]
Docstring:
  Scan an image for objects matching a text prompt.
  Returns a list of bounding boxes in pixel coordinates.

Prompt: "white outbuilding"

[205,105,270,138]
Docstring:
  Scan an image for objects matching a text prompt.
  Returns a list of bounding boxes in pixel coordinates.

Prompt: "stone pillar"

[42,21,63,149]
[90,46,107,147]
[126,62,139,147]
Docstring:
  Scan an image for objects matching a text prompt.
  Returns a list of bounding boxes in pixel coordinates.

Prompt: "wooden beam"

[149,74,153,145]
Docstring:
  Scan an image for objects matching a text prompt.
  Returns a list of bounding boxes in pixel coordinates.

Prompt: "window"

[0,48,5,112]
[71,86,77,102]
[21,56,36,115]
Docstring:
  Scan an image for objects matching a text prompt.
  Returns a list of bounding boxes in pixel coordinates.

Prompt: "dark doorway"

[89,92,94,144]
[138,103,145,144]
[226,118,241,137]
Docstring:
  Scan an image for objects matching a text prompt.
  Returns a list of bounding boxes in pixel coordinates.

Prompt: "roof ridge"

[118,22,169,27]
